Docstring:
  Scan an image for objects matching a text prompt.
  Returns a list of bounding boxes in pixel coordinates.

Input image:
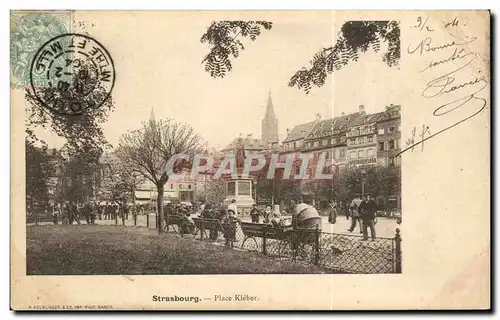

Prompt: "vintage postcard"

[10,10,490,310]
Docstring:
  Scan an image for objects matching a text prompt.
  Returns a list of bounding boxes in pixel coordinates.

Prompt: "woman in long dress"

[328,201,337,224]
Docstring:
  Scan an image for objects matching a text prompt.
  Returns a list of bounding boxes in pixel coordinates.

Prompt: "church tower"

[261,90,279,147]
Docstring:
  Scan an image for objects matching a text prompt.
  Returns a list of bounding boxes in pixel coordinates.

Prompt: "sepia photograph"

[11,9,490,310]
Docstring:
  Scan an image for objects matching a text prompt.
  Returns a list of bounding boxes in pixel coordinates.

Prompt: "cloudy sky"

[32,11,401,150]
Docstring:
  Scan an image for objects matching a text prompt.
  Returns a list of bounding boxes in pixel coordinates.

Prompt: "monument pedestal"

[223,178,255,216]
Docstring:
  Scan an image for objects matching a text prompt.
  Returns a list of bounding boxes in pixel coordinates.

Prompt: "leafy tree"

[202,20,400,94]
[25,139,55,212]
[289,21,400,93]
[201,179,226,207]
[339,165,401,205]
[59,146,102,203]
[115,117,201,232]
[25,63,115,207]
[201,21,273,78]
[277,180,301,204]
[98,154,143,208]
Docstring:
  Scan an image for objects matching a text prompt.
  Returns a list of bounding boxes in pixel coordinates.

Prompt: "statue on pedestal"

[223,136,255,215]
[234,137,246,171]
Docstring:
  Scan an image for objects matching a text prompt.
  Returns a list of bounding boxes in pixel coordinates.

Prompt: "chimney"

[286,128,290,135]
[359,105,365,113]
[315,113,322,121]
[341,112,345,116]
[247,133,253,139]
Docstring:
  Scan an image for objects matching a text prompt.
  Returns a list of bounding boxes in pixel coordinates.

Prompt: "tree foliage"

[337,165,401,201]
[201,179,226,207]
[58,146,102,203]
[115,117,202,231]
[26,139,55,211]
[99,154,144,206]
[289,21,400,93]
[24,64,115,210]
[201,20,273,78]
[200,20,400,95]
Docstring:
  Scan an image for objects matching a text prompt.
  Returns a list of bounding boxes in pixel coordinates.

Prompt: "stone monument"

[222,137,256,216]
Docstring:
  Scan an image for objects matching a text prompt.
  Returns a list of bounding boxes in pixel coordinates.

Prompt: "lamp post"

[361,168,366,197]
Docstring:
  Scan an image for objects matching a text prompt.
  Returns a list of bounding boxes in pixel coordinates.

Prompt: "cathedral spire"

[265,89,276,121]
[261,90,279,147]
[149,108,156,122]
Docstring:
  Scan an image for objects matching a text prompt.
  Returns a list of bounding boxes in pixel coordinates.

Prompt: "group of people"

[48,201,153,225]
[323,195,378,241]
[163,200,240,247]
[196,200,241,247]
[347,194,378,241]
[249,203,289,227]
[49,201,100,225]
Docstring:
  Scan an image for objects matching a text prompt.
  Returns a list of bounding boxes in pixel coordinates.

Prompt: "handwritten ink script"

[405,125,432,152]
[399,15,488,156]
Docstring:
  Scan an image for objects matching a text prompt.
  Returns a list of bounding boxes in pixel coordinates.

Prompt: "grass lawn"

[27,225,330,275]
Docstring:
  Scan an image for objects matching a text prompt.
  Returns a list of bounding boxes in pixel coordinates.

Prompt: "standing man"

[84,202,92,224]
[348,195,363,233]
[358,194,377,241]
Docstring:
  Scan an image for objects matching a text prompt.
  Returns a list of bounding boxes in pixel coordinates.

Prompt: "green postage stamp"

[10,11,72,88]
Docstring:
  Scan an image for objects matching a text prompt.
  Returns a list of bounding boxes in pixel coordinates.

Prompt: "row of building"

[221,93,402,173]
[49,92,401,206]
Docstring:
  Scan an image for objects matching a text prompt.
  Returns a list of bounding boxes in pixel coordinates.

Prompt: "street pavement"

[238,215,401,239]
[28,213,402,239]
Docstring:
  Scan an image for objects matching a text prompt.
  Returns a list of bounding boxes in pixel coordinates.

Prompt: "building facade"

[346,106,384,168]
[134,171,196,204]
[302,111,362,173]
[281,119,319,154]
[376,104,402,167]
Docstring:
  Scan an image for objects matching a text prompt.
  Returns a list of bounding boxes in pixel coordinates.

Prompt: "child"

[182,212,196,235]
[222,210,240,248]
[263,205,272,224]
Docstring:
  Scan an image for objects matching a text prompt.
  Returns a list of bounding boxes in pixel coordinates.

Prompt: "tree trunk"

[157,185,164,233]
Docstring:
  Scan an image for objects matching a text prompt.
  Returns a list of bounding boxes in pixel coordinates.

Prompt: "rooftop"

[305,112,361,140]
[282,121,317,143]
[348,112,386,128]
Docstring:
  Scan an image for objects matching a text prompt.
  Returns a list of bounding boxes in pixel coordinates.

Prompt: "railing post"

[292,229,298,261]
[314,225,320,265]
[395,228,402,273]
[165,215,169,232]
[134,213,137,226]
[146,214,150,228]
[200,220,204,240]
[122,213,125,226]
[262,225,268,255]
[180,218,184,238]
[115,212,118,226]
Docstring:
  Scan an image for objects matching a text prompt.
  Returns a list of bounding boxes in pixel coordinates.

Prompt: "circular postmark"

[30,33,115,116]
[10,12,70,88]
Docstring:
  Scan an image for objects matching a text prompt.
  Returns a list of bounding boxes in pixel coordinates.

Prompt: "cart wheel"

[242,237,259,251]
